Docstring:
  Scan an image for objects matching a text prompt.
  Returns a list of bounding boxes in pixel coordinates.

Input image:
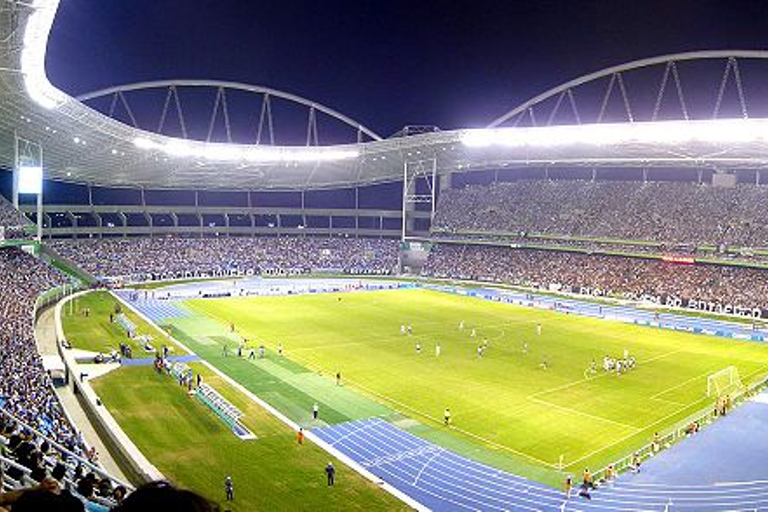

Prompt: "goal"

[707,366,744,398]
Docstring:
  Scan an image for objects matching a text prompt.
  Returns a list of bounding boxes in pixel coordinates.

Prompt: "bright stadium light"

[18,166,43,195]
[133,135,359,163]
[461,119,768,149]
[21,0,67,110]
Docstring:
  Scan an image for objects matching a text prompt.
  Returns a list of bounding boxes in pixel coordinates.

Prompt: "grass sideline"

[90,365,408,511]
[62,290,187,356]
[184,288,768,484]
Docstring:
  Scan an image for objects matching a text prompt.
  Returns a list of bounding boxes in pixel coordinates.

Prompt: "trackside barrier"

[592,376,768,483]
[54,292,165,485]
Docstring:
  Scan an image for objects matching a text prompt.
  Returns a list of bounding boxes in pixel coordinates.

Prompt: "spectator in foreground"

[111,481,219,512]
[0,478,84,512]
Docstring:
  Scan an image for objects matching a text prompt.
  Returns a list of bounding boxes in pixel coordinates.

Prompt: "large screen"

[18,166,43,194]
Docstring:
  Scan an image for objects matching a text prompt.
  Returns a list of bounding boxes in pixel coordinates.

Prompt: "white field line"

[564,365,768,470]
[563,399,702,470]
[286,348,558,468]
[527,397,641,432]
[528,348,683,400]
[112,291,429,512]
[649,367,716,400]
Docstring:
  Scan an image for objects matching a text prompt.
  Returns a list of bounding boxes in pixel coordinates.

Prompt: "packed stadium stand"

[0,196,32,240]
[422,244,768,313]
[432,180,768,248]
[49,236,400,280]
[0,248,132,509]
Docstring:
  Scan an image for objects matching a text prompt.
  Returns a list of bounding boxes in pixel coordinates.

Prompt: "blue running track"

[315,416,768,511]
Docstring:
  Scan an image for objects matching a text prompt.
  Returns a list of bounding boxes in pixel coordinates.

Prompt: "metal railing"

[592,375,768,483]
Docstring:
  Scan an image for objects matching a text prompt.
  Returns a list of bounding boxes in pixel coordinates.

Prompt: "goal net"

[707,366,744,398]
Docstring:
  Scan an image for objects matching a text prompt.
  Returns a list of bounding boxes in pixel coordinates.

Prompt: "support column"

[402,157,437,240]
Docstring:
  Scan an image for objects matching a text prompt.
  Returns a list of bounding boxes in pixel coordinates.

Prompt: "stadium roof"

[3,2,768,191]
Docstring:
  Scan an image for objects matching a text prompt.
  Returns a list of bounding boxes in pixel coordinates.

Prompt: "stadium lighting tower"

[401,157,437,241]
[13,134,44,241]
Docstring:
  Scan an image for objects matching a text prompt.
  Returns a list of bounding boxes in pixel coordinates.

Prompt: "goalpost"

[706,366,744,398]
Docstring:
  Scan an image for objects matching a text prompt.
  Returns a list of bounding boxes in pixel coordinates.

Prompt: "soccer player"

[470,328,476,338]
[444,407,451,426]
[477,345,483,358]
[435,342,441,357]
[336,371,342,386]
[400,324,406,335]
[588,359,597,375]
[616,360,622,376]
[407,325,413,335]
[536,323,542,336]
[312,403,319,421]
[416,342,422,355]
[459,320,464,330]
[222,344,228,357]
[248,347,255,360]
[539,356,549,370]
[224,476,234,501]
[522,341,529,355]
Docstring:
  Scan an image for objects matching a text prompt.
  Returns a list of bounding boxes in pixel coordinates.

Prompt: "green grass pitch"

[183,287,768,482]
[64,291,409,511]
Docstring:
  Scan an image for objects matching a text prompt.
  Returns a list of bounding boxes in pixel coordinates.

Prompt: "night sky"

[46,1,768,137]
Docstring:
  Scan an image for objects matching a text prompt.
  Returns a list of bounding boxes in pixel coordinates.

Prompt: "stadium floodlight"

[133,137,160,150]
[461,119,768,149]
[18,166,43,195]
[133,135,359,163]
[21,0,67,110]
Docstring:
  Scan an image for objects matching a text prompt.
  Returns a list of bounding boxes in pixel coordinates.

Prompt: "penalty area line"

[284,351,558,469]
[526,397,641,433]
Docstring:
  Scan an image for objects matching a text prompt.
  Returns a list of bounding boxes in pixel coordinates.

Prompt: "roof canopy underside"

[2,2,768,191]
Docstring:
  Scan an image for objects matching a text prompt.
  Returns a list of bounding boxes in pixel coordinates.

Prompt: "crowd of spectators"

[422,244,768,312]
[0,197,32,240]
[50,236,400,280]
[433,180,768,248]
[0,249,127,507]
[0,249,79,451]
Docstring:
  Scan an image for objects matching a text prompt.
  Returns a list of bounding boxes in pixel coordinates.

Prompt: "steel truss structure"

[3,1,768,196]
